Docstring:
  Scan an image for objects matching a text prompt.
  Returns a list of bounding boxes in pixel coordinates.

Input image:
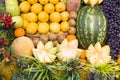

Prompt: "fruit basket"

[0,0,120,80]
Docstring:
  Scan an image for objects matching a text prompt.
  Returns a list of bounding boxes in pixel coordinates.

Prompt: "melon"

[76,6,107,49]
[11,36,34,56]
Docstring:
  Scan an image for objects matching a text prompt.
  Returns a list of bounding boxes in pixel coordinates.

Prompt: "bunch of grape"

[100,0,120,59]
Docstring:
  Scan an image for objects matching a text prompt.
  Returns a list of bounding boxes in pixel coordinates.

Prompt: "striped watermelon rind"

[76,5,107,49]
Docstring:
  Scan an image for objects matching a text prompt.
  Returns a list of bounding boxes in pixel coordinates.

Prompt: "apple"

[60,0,66,3]
[12,16,23,28]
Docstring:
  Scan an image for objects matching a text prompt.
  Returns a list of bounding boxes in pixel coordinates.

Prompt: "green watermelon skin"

[76,6,107,49]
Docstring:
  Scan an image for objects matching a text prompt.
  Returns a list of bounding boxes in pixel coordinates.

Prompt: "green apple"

[12,16,23,28]
[60,0,66,3]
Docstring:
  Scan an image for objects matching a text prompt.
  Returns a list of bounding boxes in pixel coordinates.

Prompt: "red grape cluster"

[0,13,13,29]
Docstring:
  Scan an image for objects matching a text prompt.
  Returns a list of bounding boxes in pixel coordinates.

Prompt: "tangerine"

[14,28,25,37]
[66,34,76,42]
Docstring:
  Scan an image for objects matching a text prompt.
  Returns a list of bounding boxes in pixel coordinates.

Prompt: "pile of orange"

[18,0,70,35]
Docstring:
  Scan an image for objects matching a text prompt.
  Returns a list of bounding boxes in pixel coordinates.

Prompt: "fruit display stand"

[0,0,120,80]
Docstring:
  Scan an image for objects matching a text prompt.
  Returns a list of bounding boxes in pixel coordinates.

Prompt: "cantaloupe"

[11,36,35,56]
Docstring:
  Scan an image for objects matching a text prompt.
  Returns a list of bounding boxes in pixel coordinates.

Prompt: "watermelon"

[76,6,107,49]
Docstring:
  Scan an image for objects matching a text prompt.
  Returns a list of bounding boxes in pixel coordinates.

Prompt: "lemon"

[19,1,31,13]
[49,0,59,4]
[38,11,49,22]
[60,21,69,32]
[39,0,48,5]
[55,2,66,12]
[61,11,69,21]
[21,13,28,19]
[50,12,61,22]
[38,22,49,34]
[26,22,38,34]
[31,3,42,14]
[28,0,38,4]
[23,19,29,30]
[50,22,60,33]
[27,12,38,22]
[44,3,55,14]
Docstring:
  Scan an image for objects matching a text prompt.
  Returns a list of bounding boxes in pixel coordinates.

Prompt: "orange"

[66,34,76,42]
[49,0,59,4]
[31,3,42,14]
[21,13,28,19]
[39,0,48,5]
[23,19,29,30]
[28,0,38,4]
[55,2,66,12]
[60,21,69,32]
[80,50,86,59]
[38,11,49,22]
[14,28,25,37]
[19,1,31,13]
[38,22,49,34]
[27,12,38,22]
[118,54,120,64]
[50,12,61,22]
[50,22,60,33]
[118,58,120,64]
[61,11,69,21]
[44,3,55,14]
[26,22,38,34]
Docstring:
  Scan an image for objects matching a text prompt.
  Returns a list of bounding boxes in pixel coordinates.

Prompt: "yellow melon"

[11,36,34,56]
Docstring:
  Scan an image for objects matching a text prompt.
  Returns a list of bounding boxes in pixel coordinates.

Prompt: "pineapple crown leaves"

[88,60,120,79]
[16,56,62,80]
[59,58,84,80]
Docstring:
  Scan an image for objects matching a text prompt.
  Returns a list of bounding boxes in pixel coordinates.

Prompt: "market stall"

[0,0,120,80]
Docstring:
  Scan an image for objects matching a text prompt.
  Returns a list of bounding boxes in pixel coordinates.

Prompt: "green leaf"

[36,71,44,80]
[32,72,39,80]
[0,2,5,11]
[73,73,81,80]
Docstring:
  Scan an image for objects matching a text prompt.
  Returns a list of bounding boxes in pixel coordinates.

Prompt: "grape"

[100,0,120,59]
[0,0,5,4]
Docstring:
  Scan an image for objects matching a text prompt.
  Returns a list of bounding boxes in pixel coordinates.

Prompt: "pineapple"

[13,56,61,80]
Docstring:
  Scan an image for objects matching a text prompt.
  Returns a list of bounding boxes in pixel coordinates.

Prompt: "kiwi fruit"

[33,37,40,47]
[40,34,49,44]
[53,40,59,47]
[68,27,76,35]
[48,32,57,41]
[57,34,66,43]
[62,32,69,37]
[69,11,77,19]
[69,19,76,27]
